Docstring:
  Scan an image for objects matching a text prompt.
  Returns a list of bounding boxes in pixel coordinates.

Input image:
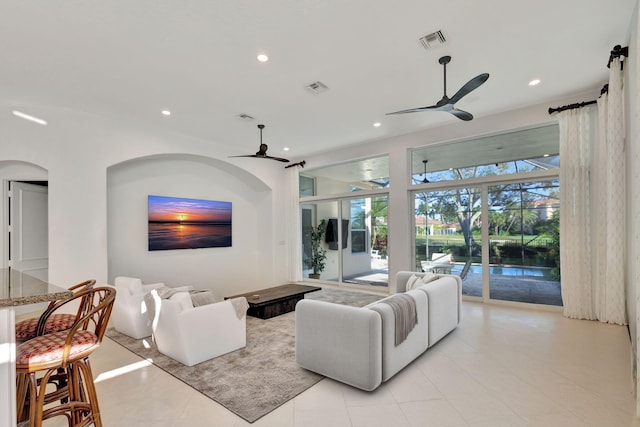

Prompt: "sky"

[148,195,232,223]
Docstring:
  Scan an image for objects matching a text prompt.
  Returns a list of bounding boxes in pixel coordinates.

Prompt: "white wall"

[1,106,290,290]
[107,154,273,298]
[626,1,640,415]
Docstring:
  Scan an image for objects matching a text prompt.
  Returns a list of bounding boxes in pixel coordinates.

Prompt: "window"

[300,155,389,197]
[350,199,366,253]
[411,125,559,185]
[299,175,315,197]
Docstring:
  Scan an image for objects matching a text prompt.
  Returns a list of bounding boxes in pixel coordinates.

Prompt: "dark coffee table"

[226,284,321,319]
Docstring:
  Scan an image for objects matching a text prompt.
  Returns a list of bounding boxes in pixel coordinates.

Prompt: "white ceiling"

[1,1,636,160]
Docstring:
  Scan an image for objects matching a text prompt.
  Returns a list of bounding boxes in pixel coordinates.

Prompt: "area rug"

[105,287,382,423]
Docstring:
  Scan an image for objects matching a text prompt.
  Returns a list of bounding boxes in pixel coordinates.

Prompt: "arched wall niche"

[108,153,272,192]
[0,160,48,180]
[107,153,274,297]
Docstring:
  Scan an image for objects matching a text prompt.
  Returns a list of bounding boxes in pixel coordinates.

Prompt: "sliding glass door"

[414,188,481,297]
[413,178,560,306]
[302,195,389,288]
[487,180,560,305]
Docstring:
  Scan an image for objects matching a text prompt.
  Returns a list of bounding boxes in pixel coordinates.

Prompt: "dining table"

[0,268,73,427]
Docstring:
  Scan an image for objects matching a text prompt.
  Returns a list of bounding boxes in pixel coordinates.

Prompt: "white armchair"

[110,276,165,339]
[148,290,247,366]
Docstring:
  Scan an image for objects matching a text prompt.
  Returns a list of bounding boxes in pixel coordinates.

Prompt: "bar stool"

[16,286,115,427]
[14,279,96,414]
[15,280,96,342]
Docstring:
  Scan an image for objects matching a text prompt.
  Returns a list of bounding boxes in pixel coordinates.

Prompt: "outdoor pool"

[451,264,554,278]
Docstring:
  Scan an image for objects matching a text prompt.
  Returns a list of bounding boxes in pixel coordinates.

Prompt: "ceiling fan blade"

[265,155,290,163]
[229,154,290,162]
[449,108,474,121]
[386,104,440,115]
[228,124,289,162]
[449,73,489,105]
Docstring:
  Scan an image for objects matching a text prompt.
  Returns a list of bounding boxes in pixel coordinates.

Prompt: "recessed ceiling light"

[161,110,171,116]
[12,110,47,125]
[283,147,290,151]
[529,79,541,86]
[373,122,382,127]
[543,153,550,157]
[257,54,269,62]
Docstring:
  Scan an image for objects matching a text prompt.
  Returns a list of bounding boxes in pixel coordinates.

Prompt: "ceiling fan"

[387,55,489,121]
[230,124,290,163]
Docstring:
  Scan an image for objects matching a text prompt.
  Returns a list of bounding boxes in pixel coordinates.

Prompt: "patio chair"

[459,258,473,281]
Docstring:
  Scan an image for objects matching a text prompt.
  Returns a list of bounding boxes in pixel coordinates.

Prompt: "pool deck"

[342,261,562,306]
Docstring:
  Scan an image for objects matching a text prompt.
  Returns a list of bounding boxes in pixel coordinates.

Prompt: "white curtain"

[635,1,640,409]
[594,58,627,324]
[559,57,627,325]
[285,165,303,282]
[558,105,596,320]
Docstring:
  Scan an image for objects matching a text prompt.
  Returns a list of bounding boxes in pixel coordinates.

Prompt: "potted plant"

[305,219,327,279]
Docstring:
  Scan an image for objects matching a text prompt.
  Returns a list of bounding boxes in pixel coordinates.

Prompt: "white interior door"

[8,181,48,280]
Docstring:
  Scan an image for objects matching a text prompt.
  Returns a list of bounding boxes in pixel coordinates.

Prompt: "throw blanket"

[229,297,249,320]
[155,286,215,306]
[190,290,217,307]
[380,294,418,346]
[155,286,183,300]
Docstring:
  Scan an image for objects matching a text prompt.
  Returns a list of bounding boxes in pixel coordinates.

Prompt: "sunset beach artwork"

[148,195,232,251]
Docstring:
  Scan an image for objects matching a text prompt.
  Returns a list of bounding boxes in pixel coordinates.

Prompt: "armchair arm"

[154,297,247,366]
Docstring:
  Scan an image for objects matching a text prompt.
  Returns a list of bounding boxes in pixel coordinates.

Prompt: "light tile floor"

[47,302,638,426]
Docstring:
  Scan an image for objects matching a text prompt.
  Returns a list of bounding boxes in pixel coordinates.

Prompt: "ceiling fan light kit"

[387,55,489,121]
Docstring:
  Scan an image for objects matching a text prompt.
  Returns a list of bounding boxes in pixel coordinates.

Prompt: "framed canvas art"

[148,195,232,251]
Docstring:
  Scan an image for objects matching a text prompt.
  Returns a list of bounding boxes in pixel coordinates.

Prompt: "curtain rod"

[285,160,306,169]
[548,44,626,115]
[548,100,597,115]
[607,44,628,68]
[547,84,608,114]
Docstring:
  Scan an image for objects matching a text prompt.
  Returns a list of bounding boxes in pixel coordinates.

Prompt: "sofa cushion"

[420,272,440,283]
[368,290,428,382]
[405,274,421,291]
[295,299,383,391]
[376,293,418,346]
[416,277,459,347]
[169,292,194,312]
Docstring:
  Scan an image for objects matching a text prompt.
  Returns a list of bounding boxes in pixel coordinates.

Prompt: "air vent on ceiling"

[237,113,255,120]
[305,81,329,94]
[419,30,446,50]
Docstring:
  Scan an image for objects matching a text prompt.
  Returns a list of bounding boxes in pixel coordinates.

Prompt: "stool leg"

[75,358,102,427]
[15,373,29,423]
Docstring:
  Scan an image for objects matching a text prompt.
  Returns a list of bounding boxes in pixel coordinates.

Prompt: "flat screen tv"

[148,195,232,251]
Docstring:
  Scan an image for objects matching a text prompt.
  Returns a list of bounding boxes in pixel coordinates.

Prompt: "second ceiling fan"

[387,56,489,121]
[230,124,290,163]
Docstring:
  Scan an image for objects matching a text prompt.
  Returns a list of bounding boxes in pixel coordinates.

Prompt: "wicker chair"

[459,258,473,281]
[14,280,96,342]
[16,286,115,427]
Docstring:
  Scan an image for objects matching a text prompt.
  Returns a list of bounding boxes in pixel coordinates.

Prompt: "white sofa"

[147,290,248,366]
[110,276,166,339]
[295,272,461,391]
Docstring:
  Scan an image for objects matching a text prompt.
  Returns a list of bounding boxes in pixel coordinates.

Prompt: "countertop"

[0,269,73,308]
